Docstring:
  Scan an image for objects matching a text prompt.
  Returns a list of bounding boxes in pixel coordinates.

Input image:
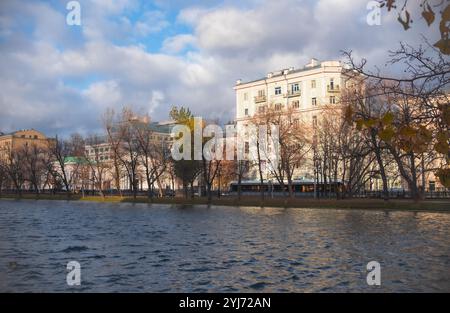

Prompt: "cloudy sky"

[0,0,439,136]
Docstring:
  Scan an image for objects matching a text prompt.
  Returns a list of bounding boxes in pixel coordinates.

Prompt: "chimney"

[267,72,273,78]
[236,79,242,85]
[305,58,319,68]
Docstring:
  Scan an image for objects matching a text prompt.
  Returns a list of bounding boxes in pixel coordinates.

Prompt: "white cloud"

[0,0,441,136]
[83,80,123,107]
[149,90,165,115]
[162,34,197,53]
[135,10,170,36]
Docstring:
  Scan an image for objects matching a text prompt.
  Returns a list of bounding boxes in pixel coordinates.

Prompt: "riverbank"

[0,194,449,212]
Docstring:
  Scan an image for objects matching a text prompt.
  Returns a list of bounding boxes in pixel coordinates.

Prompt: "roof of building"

[64,156,88,164]
[0,129,49,139]
[111,120,176,135]
[236,60,342,86]
[148,121,176,134]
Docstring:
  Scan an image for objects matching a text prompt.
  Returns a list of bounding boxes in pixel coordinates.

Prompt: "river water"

[0,199,449,292]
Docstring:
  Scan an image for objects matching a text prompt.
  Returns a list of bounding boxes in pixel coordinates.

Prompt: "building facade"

[233,59,409,193]
[234,59,347,180]
[235,59,343,126]
[0,129,53,159]
[82,119,178,193]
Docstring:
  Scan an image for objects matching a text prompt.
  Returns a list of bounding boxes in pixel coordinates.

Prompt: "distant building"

[83,119,178,192]
[234,59,350,181]
[0,129,54,160]
[234,59,343,126]
[233,59,447,193]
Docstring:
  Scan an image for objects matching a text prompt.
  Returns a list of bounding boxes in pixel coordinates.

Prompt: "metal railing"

[284,90,301,97]
[254,95,267,103]
[327,85,340,92]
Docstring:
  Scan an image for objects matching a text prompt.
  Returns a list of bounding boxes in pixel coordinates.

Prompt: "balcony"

[254,95,267,103]
[327,84,340,93]
[284,90,301,98]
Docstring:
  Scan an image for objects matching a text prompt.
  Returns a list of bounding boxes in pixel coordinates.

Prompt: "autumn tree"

[49,135,81,195]
[104,108,124,196]
[134,115,168,199]
[170,106,202,198]
[343,42,450,199]
[2,145,28,196]
[377,0,450,54]
[340,83,395,199]
[0,156,6,196]
[84,134,112,197]
[345,0,450,194]
[260,104,311,198]
[22,143,47,196]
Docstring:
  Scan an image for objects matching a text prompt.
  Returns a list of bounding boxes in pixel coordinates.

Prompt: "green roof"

[64,156,88,164]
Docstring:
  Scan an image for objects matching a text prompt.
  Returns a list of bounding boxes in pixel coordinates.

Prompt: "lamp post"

[217,165,221,198]
[268,179,273,199]
[313,152,318,200]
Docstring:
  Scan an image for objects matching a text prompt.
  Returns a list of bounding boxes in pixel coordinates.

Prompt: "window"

[275,87,282,95]
[244,142,249,154]
[330,96,336,104]
[312,97,317,106]
[275,103,282,111]
[292,100,300,108]
[293,118,300,127]
[34,135,38,139]
[243,92,248,101]
[311,80,316,88]
[258,89,265,97]
[292,83,299,92]
[312,116,317,128]
[258,106,266,113]
[330,78,334,90]
[244,108,249,116]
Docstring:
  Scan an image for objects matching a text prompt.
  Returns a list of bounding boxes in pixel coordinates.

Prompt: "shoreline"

[0,194,449,212]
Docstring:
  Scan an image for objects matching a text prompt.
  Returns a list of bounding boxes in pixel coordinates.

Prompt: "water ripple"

[0,200,449,292]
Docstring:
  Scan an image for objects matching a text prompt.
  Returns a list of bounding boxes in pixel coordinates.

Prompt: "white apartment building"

[234,59,347,181]
[235,59,343,125]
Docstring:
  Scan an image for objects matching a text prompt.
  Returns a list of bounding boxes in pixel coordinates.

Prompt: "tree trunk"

[256,139,265,201]
[371,129,389,201]
[183,181,188,199]
[237,174,242,201]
